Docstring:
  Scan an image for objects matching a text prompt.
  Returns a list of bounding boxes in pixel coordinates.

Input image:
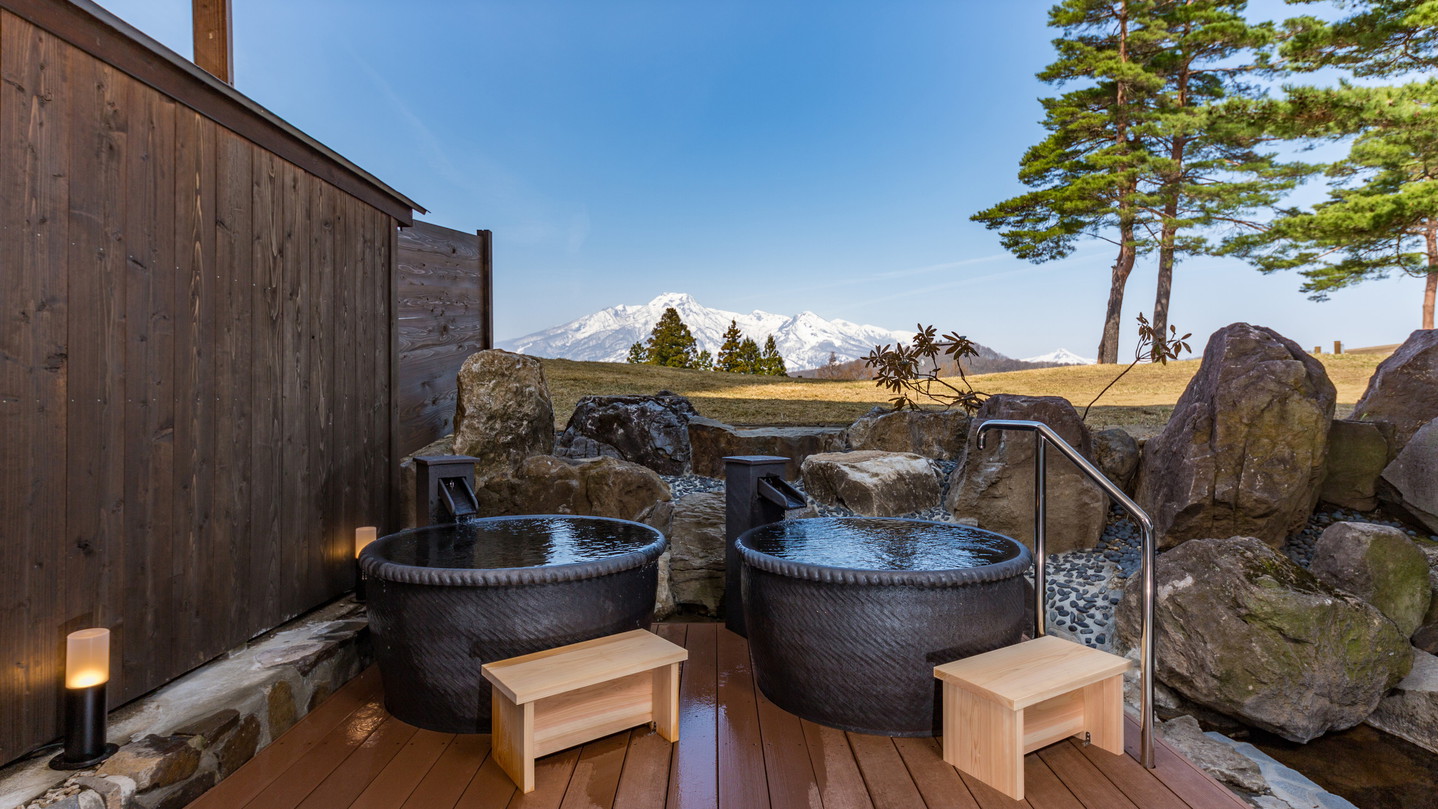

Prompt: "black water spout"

[724,455,806,637]
[414,455,482,526]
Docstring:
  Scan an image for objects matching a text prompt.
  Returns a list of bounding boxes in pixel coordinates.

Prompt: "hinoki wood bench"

[481,629,688,793]
[933,635,1131,800]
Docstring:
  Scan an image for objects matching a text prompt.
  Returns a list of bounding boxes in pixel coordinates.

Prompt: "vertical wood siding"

[395,222,491,455]
[0,10,399,763]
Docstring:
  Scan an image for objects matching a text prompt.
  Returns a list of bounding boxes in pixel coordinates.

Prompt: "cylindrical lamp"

[354,526,378,603]
[50,628,118,769]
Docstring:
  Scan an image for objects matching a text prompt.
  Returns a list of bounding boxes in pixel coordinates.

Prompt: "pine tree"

[1135,1,1294,353]
[626,341,647,364]
[973,0,1165,364]
[759,336,788,376]
[735,337,763,374]
[716,320,747,373]
[695,350,715,371]
[642,307,702,368]
[1224,2,1438,328]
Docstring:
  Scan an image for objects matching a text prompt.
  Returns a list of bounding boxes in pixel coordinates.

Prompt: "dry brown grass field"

[540,351,1386,437]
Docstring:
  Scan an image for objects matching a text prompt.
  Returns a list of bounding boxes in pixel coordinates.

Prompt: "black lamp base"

[49,742,118,771]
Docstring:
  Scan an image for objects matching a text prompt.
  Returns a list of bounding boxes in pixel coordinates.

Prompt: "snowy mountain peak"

[498,293,916,371]
[1021,348,1095,366]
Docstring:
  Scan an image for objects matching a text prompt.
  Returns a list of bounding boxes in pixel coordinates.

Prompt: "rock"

[801,450,941,517]
[552,433,621,461]
[132,771,214,809]
[1320,420,1392,511]
[1379,417,1438,534]
[68,777,133,809]
[654,550,676,619]
[266,680,296,737]
[944,395,1107,553]
[452,350,555,483]
[214,715,260,778]
[1310,522,1432,637]
[172,709,239,748]
[96,735,201,792]
[1136,323,1336,549]
[1367,648,1438,755]
[472,455,668,521]
[1412,539,1438,653]
[398,434,454,528]
[1117,536,1412,743]
[473,455,585,516]
[578,457,671,521]
[641,492,726,614]
[687,417,840,478]
[839,407,970,460]
[1158,716,1270,795]
[1352,329,1438,453]
[1092,427,1140,493]
[557,392,698,475]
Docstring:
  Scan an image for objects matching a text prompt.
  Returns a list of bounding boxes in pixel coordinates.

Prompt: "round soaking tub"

[359,515,666,733]
[736,517,1031,736]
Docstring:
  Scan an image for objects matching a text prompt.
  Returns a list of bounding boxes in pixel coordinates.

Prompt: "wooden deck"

[189,624,1248,809]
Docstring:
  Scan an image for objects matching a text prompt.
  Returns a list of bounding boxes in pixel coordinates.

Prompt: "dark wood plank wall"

[395,222,492,455]
[0,9,402,764]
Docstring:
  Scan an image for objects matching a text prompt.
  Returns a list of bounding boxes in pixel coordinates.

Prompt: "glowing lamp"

[51,628,118,769]
[354,526,378,603]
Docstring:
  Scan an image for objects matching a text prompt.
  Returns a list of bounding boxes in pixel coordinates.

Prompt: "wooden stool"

[481,629,687,792]
[933,635,1131,800]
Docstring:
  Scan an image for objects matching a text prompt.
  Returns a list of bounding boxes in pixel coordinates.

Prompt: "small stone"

[96,735,201,792]
[215,715,261,778]
[267,680,297,737]
[69,776,134,809]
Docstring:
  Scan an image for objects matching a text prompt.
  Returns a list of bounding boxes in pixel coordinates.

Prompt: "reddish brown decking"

[188,624,1248,809]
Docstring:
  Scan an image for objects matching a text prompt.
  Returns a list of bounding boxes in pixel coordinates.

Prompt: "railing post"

[976,419,1156,769]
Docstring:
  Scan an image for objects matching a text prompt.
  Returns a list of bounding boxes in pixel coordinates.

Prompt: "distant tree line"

[975,0,1438,364]
[626,308,787,376]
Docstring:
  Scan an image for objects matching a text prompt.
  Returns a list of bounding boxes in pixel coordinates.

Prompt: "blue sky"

[99,0,1425,359]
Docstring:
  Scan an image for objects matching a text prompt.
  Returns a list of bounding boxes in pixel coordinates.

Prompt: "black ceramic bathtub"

[736,517,1031,736]
[359,515,666,733]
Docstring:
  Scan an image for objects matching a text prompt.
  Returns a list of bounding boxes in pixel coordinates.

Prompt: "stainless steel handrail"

[975,418,1156,769]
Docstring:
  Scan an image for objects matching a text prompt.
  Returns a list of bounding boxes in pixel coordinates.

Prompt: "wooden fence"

[0,0,419,763]
[395,222,493,455]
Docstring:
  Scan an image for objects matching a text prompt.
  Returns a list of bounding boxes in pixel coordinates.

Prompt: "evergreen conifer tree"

[759,336,788,376]
[626,341,647,364]
[716,320,747,373]
[973,0,1166,364]
[735,337,763,374]
[695,350,715,371]
[641,307,702,368]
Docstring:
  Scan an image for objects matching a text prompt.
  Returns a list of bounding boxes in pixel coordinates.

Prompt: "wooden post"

[192,0,233,84]
[1334,340,1343,355]
[1313,346,1322,354]
[477,229,494,350]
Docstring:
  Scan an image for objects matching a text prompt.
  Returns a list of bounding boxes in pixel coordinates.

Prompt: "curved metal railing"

[975,419,1156,769]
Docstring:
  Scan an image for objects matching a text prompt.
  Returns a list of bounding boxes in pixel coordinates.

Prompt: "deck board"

[197,626,1248,809]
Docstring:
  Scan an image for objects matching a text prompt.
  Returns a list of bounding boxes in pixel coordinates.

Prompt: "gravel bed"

[1096,505,1144,579]
[1044,549,1124,651]
[661,474,725,499]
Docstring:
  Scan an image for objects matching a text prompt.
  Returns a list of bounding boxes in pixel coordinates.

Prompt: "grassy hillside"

[539,352,1386,435]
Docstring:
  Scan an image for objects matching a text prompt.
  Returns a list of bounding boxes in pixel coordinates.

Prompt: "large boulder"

[1310,521,1432,637]
[944,395,1107,554]
[1352,329,1438,453]
[1117,536,1412,743]
[473,455,669,522]
[1366,648,1438,755]
[1092,427,1140,493]
[640,492,726,615]
[687,416,840,478]
[801,450,941,517]
[1136,323,1336,549]
[1320,420,1392,512]
[840,407,971,460]
[557,392,698,475]
[1379,417,1438,534]
[452,350,555,483]
[1412,538,1438,653]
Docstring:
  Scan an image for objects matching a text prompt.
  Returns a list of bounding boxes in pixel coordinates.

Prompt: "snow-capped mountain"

[1021,348,1095,366]
[499,292,917,371]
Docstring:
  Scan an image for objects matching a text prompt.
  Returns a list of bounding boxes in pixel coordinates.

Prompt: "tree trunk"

[1153,199,1180,358]
[1098,215,1136,364]
[1426,222,1437,329]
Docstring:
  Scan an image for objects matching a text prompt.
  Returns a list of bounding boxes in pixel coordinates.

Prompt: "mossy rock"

[1311,521,1432,637]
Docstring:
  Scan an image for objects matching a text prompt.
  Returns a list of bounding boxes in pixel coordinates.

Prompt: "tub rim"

[736,516,1032,588]
[359,514,667,587]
